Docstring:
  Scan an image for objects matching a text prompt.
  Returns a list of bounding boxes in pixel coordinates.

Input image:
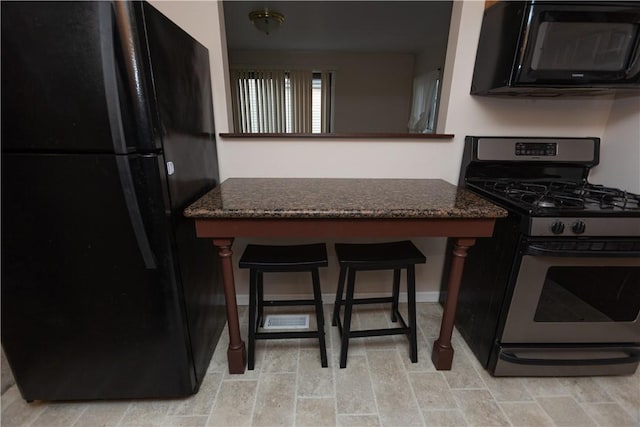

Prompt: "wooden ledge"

[219,132,454,140]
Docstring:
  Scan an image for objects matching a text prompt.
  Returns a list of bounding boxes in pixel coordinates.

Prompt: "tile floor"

[2,302,639,427]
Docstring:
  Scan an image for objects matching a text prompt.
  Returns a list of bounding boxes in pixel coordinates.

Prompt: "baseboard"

[235,291,440,306]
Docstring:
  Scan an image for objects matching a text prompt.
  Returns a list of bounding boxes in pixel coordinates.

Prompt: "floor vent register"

[263,314,310,330]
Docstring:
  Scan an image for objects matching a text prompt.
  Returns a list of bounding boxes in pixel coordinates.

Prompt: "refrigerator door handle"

[112,2,155,149]
[98,2,128,154]
[116,157,157,269]
[98,1,128,154]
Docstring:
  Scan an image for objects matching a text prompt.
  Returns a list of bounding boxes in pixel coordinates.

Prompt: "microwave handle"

[625,46,640,80]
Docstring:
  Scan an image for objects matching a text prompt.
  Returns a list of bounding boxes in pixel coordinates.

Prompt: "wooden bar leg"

[213,238,246,374]
[431,238,476,370]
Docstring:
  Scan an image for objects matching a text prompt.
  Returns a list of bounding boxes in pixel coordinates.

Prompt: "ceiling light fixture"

[248,9,285,35]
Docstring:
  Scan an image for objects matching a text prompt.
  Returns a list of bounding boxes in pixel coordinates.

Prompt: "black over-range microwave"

[471,1,640,96]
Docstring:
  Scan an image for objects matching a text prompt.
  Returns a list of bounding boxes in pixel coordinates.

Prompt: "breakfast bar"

[184,178,507,374]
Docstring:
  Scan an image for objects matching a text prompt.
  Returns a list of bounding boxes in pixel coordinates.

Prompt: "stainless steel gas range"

[445,136,640,377]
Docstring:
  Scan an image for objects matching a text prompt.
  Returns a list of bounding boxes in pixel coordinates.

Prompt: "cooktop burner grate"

[470,179,640,213]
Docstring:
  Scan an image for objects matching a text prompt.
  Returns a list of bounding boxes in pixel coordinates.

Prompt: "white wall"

[152,1,639,303]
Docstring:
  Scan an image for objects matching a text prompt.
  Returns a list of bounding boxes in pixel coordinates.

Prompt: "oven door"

[492,239,640,376]
[501,240,640,344]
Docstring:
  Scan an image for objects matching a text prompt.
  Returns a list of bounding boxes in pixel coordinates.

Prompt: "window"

[230,69,332,133]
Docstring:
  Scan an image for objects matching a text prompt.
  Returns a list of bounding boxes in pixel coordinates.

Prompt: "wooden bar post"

[431,237,476,370]
[213,238,246,374]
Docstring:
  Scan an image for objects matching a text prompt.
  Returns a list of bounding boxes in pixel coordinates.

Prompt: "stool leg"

[257,271,265,327]
[339,268,356,369]
[248,269,258,370]
[256,271,264,331]
[391,268,401,322]
[311,269,328,368]
[332,266,347,327]
[407,265,418,363]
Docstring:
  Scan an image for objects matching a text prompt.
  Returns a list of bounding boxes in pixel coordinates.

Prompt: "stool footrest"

[255,331,322,340]
[263,299,317,307]
[349,327,410,338]
[336,296,393,306]
[336,310,408,335]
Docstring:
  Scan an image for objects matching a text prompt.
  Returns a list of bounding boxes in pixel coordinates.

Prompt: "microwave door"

[523,23,637,82]
[516,4,640,85]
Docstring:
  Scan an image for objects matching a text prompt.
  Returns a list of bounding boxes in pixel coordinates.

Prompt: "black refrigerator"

[1,1,226,401]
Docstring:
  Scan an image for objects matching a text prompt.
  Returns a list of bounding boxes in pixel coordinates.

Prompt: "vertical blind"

[289,70,312,133]
[231,69,331,133]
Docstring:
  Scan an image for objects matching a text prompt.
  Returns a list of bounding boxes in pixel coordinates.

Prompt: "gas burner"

[610,196,639,210]
[532,195,584,210]
[535,198,556,208]
[582,185,640,211]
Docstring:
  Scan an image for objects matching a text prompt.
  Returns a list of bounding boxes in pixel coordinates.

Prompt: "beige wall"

[332,52,414,133]
[591,94,640,193]
[228,50,415,133]
[151,1,640,303]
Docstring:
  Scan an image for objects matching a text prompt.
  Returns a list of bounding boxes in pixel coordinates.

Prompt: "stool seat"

[240,243,328,269]
[335,240,426,268]
[333,240,426,368]
[240,243,329,370]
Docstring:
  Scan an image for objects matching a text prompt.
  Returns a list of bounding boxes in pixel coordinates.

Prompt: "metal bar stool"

[332,240,426,368]
[239,243,329,370]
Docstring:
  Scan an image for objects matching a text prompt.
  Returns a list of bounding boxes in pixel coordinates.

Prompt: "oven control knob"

[572,220,586,234]
[551,221,565,234]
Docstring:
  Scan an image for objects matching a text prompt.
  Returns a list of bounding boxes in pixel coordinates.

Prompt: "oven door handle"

[500,351,640,367]
[526,243,640,258]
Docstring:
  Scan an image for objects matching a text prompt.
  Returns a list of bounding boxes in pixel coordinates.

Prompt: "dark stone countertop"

[184,178,508,219]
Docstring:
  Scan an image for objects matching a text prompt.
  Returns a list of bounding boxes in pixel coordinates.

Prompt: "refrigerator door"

[140,1,225,382]
[140,0,219,210]
[139,2,216,141]
[0,1,158,154]
[1,0,225,400]
[1,153,196,400]
[165,157,225,385]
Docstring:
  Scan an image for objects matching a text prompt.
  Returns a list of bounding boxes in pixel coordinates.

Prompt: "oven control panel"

[515,142,557,156]
[530,217,640,237]
[474,137,597,162]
